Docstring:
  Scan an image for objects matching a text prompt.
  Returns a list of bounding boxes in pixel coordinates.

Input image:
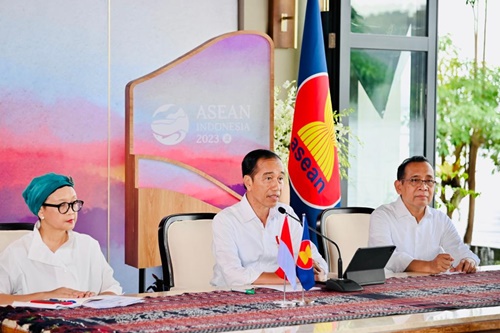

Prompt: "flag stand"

[295,285,315,306]
[273,276,296,308]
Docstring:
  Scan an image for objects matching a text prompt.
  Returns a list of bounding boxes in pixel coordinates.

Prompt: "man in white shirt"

[211,149,328,287]
[368,156,479,274]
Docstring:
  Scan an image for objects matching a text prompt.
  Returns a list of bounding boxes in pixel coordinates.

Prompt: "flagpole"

[273,274,297,308]
[299,284,315,305]
[282,275,287,304]
[295,285,306,306]
[275,216,297,307]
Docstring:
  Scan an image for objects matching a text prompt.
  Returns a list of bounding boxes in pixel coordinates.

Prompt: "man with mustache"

[368,156,479,274]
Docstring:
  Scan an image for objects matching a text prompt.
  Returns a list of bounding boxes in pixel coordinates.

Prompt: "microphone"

[277,207,363,292]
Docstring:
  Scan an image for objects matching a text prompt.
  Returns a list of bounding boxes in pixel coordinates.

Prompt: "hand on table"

[46,287,96,298]
[430,253,454,274]
[450,258,477,273]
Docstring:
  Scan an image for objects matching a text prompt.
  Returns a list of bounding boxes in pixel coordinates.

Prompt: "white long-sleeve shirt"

[0,223,122,295]
[368,196,479,273]
[211,195,328,286]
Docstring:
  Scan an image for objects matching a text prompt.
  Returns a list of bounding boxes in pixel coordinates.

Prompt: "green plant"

[273,80,297,166]
[436,35,500,244]
[273,80,359,179]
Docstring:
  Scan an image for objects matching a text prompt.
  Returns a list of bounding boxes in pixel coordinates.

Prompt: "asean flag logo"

[297,239,313,270]
[289,74,341,208]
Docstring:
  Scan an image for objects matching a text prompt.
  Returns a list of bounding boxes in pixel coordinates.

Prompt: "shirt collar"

[239,194,256,223]
[240,194,282,225]
[29,221,74,264]
[395,195,433,220]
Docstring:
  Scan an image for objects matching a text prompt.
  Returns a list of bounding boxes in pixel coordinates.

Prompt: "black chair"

[158,213,216,291]
[318,207,374,274]
[0,222,34,252]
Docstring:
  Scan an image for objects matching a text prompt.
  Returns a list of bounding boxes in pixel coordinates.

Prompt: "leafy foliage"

[436,35,500,237]
[274,80,297,167]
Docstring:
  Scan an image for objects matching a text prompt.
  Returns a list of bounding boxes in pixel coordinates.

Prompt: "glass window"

[347,49,427,208]
[351,0,427,36]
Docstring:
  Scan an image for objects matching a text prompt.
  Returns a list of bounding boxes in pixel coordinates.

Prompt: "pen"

[49,298,76,303]
[231,288,255,295]
[31,300,75,305]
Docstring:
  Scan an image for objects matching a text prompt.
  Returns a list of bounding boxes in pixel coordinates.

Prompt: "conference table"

[1,266,500,333]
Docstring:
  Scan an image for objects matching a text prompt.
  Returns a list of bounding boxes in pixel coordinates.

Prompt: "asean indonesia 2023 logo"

[151,104,189,146]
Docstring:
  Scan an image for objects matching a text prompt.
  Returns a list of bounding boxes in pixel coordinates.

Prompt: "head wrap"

[22,173,74,216]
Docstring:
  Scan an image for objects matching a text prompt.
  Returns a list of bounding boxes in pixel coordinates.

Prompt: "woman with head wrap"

[0,173,122,305]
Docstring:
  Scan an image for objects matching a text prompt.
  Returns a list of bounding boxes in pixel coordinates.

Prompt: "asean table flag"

[277,216,297,290]
[296,215,315,290]
[288,0,341,246]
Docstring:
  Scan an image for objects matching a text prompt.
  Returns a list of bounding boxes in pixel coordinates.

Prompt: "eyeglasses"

[400,178,437,188]
[42,200,84,214]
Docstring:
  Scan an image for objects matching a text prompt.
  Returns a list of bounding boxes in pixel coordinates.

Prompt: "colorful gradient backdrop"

[0,0,240,293]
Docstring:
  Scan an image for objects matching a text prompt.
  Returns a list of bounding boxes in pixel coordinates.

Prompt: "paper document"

[81,295,144,309]
[12,295,144,309]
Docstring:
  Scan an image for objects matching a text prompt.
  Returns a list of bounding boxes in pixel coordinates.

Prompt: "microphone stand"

[278,207,363,292]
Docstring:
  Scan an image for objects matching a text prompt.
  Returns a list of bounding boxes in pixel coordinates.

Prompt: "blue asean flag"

[288,0,341,246]
[296,215,315,290]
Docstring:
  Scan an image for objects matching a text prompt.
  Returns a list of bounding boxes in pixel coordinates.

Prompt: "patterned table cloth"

[1,271,500,333]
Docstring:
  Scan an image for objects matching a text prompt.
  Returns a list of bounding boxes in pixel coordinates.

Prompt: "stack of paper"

[81,296,144,309]
[12,295,144,309]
